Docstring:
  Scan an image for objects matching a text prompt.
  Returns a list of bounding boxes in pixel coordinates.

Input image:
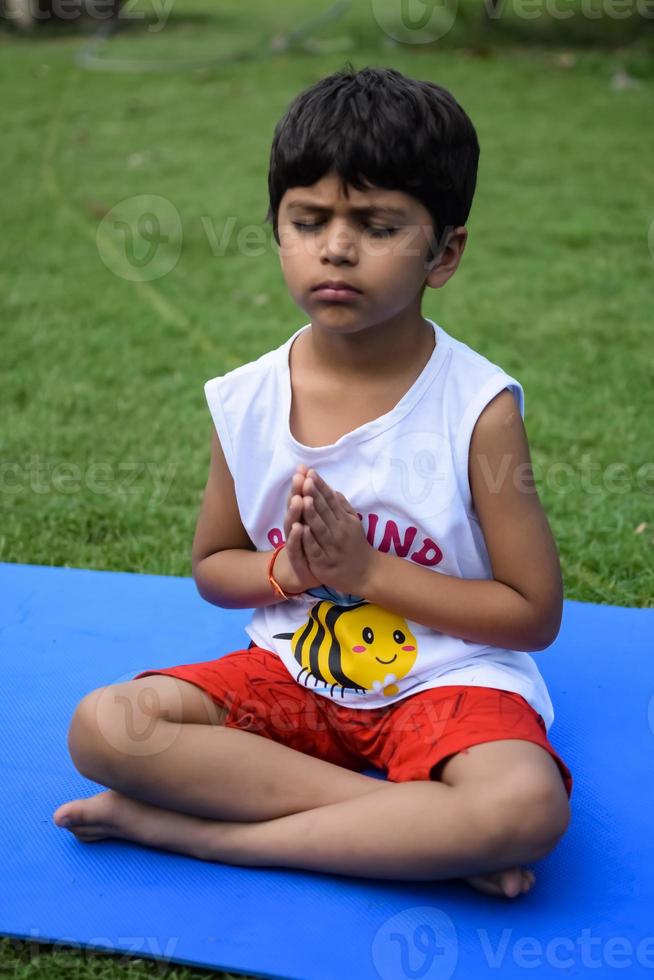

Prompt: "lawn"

[1,0,652,975]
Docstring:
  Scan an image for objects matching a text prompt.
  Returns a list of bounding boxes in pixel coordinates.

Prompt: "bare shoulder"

[468,388,532,503]
[468,388,563,648]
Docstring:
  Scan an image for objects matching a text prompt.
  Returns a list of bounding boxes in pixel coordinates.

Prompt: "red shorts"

[134,643,573,799]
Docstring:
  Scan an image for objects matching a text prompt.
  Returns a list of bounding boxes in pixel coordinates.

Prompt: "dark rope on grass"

[75,0,351,73]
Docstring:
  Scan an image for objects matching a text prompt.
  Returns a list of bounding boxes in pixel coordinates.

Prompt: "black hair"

[265,63,480,264]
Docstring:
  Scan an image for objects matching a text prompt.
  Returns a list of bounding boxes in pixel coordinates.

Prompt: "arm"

[194,550,290,610]
[192,428,315,609]
[361,389,563,652]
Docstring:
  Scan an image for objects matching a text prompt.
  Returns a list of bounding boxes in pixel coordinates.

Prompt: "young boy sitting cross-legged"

[54,64,572,900]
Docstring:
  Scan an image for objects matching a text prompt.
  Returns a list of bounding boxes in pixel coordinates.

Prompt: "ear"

[424,226,468,289]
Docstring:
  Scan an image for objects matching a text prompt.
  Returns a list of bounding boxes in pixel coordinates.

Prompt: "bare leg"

[54,685,545,895]
[54,790,235,862]
[64,712,384,822]
[207,779,548,884]
[53,778,546,894]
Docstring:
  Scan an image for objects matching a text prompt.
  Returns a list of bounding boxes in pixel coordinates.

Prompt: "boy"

[54,65,572,899]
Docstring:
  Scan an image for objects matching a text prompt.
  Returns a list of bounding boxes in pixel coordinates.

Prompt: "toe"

[71,826,107,842]
[464,866,536,899]
[53,803,80,828]
[502,869,525,897]
[523,869,536,892]
[463,874,504,896]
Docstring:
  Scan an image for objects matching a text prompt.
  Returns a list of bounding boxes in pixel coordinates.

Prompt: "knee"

[68,686,142,781]
[491,775,571,859]
[68,682,179,781]
[67,687,113,779]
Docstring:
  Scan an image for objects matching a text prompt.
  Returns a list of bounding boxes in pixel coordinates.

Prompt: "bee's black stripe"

[325,603,352,688]
[294,616,314,668]
[307,602,329,679]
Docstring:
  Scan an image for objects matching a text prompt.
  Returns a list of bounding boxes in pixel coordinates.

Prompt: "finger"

[303,495,331,547]
[297,518,315,564]
[303,484,336,531]
[292,523,311,577]
[336,490,359,518]
[284,493,303,539]
[290,493,303,520]
[302,477,339,527]
[292,464,308,494]
[305,470,340,520]
[302,522,322,560]
[284,496,293,537]
[287,472,306,510]
[287,523,311,576]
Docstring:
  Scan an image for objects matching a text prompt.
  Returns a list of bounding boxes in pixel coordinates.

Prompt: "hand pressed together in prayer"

[285,464,376,596]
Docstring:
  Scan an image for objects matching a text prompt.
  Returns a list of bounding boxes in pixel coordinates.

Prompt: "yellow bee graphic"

[273,600,418,699]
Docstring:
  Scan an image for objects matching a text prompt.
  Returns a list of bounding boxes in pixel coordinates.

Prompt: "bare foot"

[463,866,536,898]
[54,790,157,843]
[52,790,213,860]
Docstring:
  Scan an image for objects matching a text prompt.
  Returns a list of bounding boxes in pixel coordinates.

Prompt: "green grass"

[1,1,653,975]
[0,935,262,979]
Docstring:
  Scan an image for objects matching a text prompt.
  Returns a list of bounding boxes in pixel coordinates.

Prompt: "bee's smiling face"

[339,605,418,688]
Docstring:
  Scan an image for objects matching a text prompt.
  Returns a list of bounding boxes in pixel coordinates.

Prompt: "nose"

[320,219,357,264]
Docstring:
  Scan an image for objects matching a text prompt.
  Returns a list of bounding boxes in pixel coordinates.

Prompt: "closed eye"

[291,221,398,238]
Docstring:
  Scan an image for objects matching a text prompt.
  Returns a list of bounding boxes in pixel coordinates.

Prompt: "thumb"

[287,522,312,577]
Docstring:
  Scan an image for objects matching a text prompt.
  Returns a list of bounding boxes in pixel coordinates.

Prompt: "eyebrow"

[285,199,408,218]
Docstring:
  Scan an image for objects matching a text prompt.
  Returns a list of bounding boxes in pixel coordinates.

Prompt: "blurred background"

[1,3,652,604]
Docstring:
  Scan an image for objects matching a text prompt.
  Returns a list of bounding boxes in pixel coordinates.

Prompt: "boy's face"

[276,170,466,331]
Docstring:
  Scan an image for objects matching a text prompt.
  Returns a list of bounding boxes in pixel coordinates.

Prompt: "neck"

[306,311,435,385]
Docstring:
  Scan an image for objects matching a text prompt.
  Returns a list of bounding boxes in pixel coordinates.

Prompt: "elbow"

[191,556,207,599]
[528,636,555,653]
[519,634,554,654]
[193,573,211,605]
[193,554,231,608]
[529,606,563,652]
[192,571,212,605]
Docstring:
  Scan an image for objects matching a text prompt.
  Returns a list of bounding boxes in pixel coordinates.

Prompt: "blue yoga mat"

[1,561,653,979]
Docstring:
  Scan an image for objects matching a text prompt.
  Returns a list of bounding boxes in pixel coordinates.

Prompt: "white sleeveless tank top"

[204,317,556,730]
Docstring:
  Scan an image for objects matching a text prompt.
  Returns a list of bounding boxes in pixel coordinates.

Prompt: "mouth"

[312,281,362,302]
